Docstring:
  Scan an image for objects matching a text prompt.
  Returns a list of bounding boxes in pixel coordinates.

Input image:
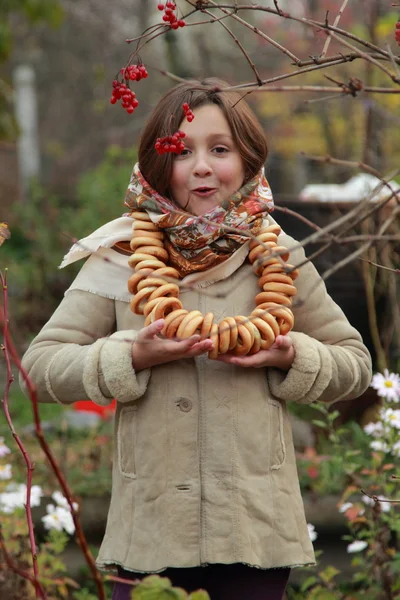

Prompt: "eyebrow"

[184,133,233,143]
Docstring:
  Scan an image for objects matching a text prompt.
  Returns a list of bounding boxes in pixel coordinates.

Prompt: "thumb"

[140,319,165,340]
[275,335,292,350]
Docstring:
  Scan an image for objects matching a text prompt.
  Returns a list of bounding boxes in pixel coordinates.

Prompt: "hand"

[131,319,214,371]
[216,335,295,371]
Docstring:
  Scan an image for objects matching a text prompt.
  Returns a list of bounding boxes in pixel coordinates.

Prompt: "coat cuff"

[267,331,332,404]
[83,331,151,406]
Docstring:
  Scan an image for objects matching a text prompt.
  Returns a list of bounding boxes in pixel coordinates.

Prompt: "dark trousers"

[112,563,290,600]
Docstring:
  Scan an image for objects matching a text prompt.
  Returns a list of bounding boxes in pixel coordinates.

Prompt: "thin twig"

[320,0,349,59]
[0,271,47,600]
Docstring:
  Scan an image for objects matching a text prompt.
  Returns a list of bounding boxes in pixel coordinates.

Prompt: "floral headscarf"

[124,163,274,277]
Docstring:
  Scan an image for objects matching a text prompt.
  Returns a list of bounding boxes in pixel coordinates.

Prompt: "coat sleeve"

[266,236,372,405]
[20,288,150,406]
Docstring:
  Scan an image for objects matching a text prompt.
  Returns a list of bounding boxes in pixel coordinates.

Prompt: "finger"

[164,334,203,355]
[185,339,214,356]
[217,350,271,368]
[139,319,165,340]
[275,335,293,350]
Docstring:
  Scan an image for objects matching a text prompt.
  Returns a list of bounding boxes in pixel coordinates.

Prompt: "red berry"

[110,97,117,104]
[162,14,169,21]
[127,106,134,114]
[178,20,185,27]
[157,3,164,9]
[171,21,179,29]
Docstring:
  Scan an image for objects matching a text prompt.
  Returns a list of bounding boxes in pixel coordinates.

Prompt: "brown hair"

[138,78,268,197]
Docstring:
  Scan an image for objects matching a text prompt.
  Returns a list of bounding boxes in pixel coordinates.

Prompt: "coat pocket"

[117,406,137,479]
[268,399,286,471]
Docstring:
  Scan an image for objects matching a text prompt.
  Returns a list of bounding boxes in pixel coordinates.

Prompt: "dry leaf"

[0,223,11,247]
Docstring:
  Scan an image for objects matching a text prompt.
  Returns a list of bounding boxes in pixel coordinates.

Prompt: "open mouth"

[192,187,217,197]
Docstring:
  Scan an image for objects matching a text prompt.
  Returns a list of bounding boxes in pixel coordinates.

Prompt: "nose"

[193,152,213,178]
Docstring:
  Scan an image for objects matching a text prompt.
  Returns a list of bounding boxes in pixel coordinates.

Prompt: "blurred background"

[0,1,400,596]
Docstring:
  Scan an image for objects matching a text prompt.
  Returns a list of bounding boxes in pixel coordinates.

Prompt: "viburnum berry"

[155,130,186,155]
[182,102,194,122]
[158,0,185,28]
[110,80,139,114]
[120,63,148,82]
[396,21,400,46]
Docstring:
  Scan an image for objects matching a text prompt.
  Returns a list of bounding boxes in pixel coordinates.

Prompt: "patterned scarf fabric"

[124,163,274,277]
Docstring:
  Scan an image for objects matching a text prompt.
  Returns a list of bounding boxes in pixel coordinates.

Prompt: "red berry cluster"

[183,102,194,122]
[396,22,400,46]
[120,64,148,81]
[110,81,139,114]
[155,131,186,155]
[157,2,185,29]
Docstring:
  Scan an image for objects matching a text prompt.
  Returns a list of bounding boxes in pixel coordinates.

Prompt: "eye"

[178,147,191,157]
[212,146,229,154]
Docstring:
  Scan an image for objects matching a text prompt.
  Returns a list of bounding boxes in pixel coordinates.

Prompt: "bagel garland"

[127,211,298,359]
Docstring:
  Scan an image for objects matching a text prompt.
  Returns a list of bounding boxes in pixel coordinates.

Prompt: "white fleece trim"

[267,332,332,404]
[100,331,151,404]
[83,338,114,406]
[44,348,72,405]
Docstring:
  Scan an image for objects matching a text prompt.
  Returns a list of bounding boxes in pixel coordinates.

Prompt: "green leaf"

[132,575,187,600]
[300,575,318,592]
[319,565,340,584]
[188,591,210,600]
[311,420,328,429]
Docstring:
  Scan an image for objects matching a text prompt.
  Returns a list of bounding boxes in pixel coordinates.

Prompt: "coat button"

[178,398,192,412]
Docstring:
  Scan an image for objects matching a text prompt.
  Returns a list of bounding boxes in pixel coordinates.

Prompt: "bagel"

[200,312,214,339]
[130,236,164,249]
[208,324,219,360]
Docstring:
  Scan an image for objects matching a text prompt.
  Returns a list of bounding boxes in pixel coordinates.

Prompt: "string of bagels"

[127,210,298,359]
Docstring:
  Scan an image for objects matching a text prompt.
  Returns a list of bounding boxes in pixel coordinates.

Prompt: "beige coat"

[21,223,372,574]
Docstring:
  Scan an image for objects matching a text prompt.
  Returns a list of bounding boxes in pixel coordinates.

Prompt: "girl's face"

[169,104,245,216]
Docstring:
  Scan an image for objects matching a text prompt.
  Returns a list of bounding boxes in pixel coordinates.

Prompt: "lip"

[191,188,217,197]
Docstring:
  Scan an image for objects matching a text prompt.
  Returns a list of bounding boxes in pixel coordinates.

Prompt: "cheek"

[170,163,186,191]
[218,160,245,189]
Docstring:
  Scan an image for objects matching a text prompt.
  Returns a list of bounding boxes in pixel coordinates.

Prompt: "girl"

[21,79,372,600]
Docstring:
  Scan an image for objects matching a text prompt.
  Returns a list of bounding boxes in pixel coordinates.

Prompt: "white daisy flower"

[339,502,353,513]
[371,370,400,402]
[42,504,75,535]
[381,408,400,430]
[362,494,391,513]
[347,540,368,553]
[307,523,317,542]
[0,464,12,480]
[0,438,11,458]
[52,491,78,512]
[370,440,390,453]
[364,421,384,437]
[0,483,42,514]
[392,440,400,457]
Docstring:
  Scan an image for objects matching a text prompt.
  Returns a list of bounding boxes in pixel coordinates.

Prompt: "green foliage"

[0,0,63,142]
[130,575,210,600]
[289,397,400,599]
[66,144,138,239]
[3,145,137,338]
[0,0,63,62]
